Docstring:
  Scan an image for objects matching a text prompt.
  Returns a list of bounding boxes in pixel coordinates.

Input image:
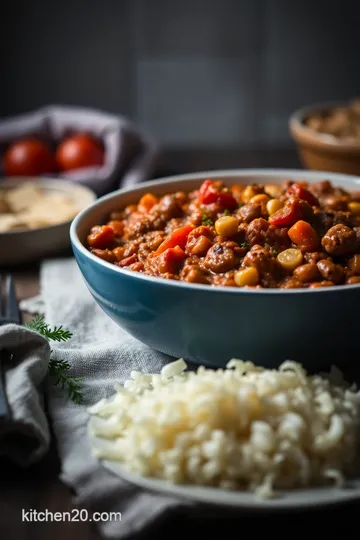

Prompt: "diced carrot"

[153,224,194,256]
[288,220,320,252]
[138,193,158,213]
[87,225,115,249]
[157,246,187,274]
[107,220,124,236]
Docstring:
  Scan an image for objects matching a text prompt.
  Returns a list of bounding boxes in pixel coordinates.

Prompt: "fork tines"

[0,274,20,325]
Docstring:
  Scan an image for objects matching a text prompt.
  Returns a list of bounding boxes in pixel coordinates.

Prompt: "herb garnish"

[240,241,249,248]
[202,214,213,226]
[26,315,83,404]
[223,209,231,216]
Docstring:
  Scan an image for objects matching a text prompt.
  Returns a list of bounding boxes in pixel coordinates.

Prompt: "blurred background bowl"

[289,102,360,175]
[0,177,96,266]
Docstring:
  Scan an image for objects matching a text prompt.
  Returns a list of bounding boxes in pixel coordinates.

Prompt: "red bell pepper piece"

[199,180,218,204]
[286,183,319,207]
[152,224,194,256]
[269,199,310,228]
[149,245,187,274]
[198,180,237,209]
[216,191,238,210]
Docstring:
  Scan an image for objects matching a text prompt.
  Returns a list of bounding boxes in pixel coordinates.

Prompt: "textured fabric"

[0,105,158,195]
[21,257,194,539]
[0,324,51,466]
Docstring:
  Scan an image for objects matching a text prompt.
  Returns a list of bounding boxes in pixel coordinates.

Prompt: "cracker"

[4,183,45,212]
[0,214,27,232]
[0,192,10,213]
[19,194,79,226]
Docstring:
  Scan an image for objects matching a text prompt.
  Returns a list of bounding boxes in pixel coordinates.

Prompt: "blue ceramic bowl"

[70,169,360,371]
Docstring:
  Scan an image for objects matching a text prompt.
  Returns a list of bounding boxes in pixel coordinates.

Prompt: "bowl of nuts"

[289,99,360,176]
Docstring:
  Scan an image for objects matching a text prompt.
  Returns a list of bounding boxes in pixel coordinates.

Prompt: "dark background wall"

[1,0,360,149]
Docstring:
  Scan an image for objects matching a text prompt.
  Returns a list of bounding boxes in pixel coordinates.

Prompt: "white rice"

[87,359,360,498]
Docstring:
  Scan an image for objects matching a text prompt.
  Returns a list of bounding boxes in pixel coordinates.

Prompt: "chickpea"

[250,194,269,205]
[293,263,319,283]
[309,281,334,288]
[346,276,360,284]
[264,184,282,199]
[234,267,260,287]
[348,202,360,216]
[214,216,239,237]
[242,186,258,203]
[266,198,284,216]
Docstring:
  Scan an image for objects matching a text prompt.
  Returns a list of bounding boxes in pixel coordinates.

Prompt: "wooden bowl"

[289,102,360,175]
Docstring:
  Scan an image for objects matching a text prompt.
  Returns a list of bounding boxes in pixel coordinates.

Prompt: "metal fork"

[0,274,21,418]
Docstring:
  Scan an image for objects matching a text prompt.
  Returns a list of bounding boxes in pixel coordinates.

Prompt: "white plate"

[100,460,360,511]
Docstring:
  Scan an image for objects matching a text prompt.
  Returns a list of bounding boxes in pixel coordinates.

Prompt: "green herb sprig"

[201,214,214,226]
[26,315,83,404]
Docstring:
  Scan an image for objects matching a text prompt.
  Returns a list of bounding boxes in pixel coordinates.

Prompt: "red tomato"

[3,138,56,176]
[56,133,104,171]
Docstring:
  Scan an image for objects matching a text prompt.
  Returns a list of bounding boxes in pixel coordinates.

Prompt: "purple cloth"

[0,105,159,195]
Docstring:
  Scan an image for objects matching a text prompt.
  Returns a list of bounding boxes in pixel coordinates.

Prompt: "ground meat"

[312,208,353,236]
[279,277,304,289]
[203,241,242,273]
[180,264,210,284]
[321,195,349,211]
[347,254,360,275]
[90,249,117,263]
[245,218,290,253]
[303,251,331,264]
[246,218,269,246]
[316,259,345,284]
[321,224,357,256]
[237,203,262,223]
[186,226,215,256]
[354,227,360,245]
[243,245,282,287]
[149,195,184,227]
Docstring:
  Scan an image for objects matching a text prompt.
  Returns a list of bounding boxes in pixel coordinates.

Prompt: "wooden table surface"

[1,149,357,538]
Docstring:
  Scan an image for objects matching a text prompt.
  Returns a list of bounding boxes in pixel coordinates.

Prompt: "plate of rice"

[87,358,360,509]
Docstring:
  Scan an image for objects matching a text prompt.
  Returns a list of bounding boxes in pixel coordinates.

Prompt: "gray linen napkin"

[0,105,159,195]
[0,325,51,466]
[21,257,194,539]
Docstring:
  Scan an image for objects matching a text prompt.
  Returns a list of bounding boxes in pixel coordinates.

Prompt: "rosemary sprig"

[25,315,73,342]
[25,315,83,404]
[48,359,84,405]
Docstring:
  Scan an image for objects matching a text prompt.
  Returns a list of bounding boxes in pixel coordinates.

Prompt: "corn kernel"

[234,267,260,287]
[348,202,360,216]
[250,194,269,204]
[277,248,303,272]
[266,198,284,216]
[241,186,258,203]
[264,184,282,199]
[215,216,239,237]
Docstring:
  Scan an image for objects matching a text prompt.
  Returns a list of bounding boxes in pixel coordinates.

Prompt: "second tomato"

[56,133,105,171]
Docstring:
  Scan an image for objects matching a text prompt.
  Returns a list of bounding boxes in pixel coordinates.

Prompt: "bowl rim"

[289,100,360,154]
[0,177,97,236]
[70,168,360,296]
